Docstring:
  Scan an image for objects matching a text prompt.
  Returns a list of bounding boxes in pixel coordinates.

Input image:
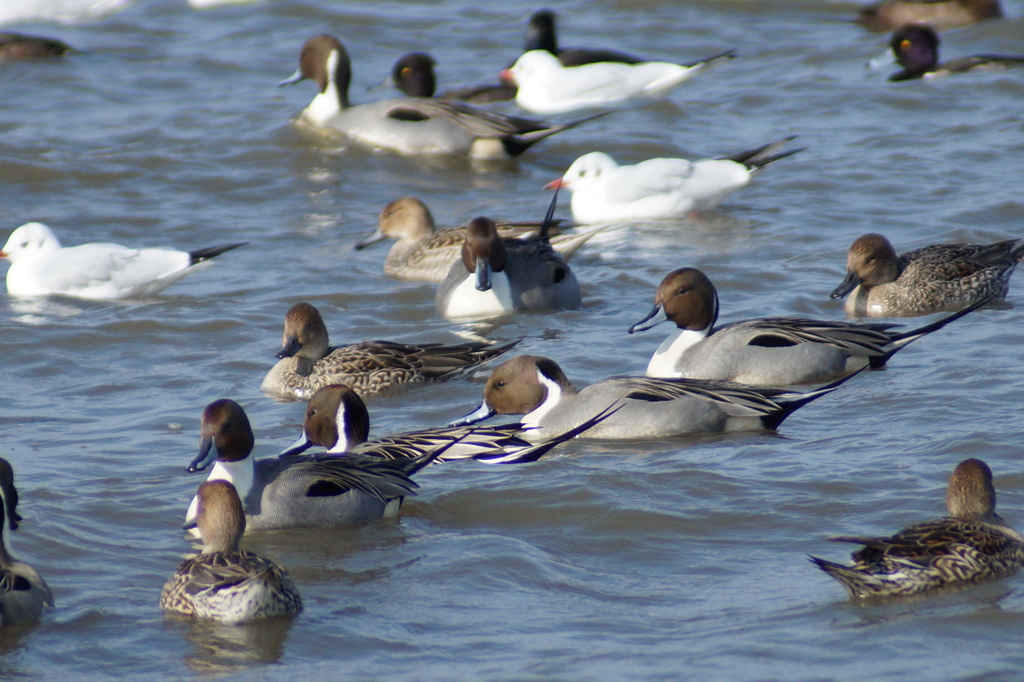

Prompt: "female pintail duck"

[629,267,987,385]
[0,33,72,61]
[502,46,735,115]
[857,0,1002,32]
[0,222,245,300]
[435,217,581,320]
[884,25,1024,81]
[811,458,1024,599]
[522,9,644,67]
[388,53,516,104]
[281,384,618,465]
[0,457,53,626]
[183,399,439,532]
[279,34,599,159]
[261,302,518,401]
[547,138,802,224]
[451,355,859,442]
[162,480,302,622]
[831,233,1023,317]
[355,197,600,283]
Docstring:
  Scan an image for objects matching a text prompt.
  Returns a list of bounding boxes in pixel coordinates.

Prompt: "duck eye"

[496,380,507,389]
[900,39,911,50]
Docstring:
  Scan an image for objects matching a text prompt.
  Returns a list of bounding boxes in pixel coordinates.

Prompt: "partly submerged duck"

[261,302,518,401]
[811,458,1024,599]
[281,384,617,464]
[388,52,516,104]
[356,196,600,282]
[280,34,599,158]
[831,233,1023,317]
[0,222,245,300]
[0,457,53,626]
[547,138,801,224]
[885,25,1024,81]
[183,399,438,532]
[161,480,302,622]
[629,266,988,385]
[857,0,1002,32]
[435,217,581,319]
[451,355,858,441]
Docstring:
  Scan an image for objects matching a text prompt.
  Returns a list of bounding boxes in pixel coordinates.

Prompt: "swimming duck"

[0,32,71,61]
[857,0,1002,32]
[831,233,1023,317]
[261,302,518,401]
[886,25,1024,80]
[547,138,801,224]
[281,384,618,465]
[183,399,438,532]
[0,457,53,626]
[451,355,858,441]
[522,9,644,67]
[162,480,302,622]
[0,222,245,300]
[388,52,516,104]
[435,217,581,319]
[355,197,600,282]
[629,267,988,385]
[502,47,735,114]
[280,34,599,158]
[811,458,1024,598]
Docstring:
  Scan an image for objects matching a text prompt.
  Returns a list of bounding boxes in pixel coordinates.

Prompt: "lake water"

[3,0,1024,678]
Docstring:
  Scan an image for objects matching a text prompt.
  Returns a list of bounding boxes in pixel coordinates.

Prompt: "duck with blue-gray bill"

[831,233,1023,317]
[184,399,443,532]
[279,34,602,159]
[281,384,619,465]
[884,25,1024,81]
[811,458,1024,599]
[0,457,53,626]
[162,480,302,622]
[630,266,989,385]
[452,355,860,441]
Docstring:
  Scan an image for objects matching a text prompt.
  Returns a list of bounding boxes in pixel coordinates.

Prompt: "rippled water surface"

[4,0,1024,678]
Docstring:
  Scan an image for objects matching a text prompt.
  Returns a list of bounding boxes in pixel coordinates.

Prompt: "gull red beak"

[498,69,515,85]
[544,178,564,190]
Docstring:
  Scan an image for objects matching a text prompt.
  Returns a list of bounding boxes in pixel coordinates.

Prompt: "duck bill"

[280,431,313,457]
[474,257,492,292]
[830,272,860,300]
[867,49,896,70]
[278,68,304,87]
[276,335,300,359]
[186,436,217,473]
[544,178,564,190]
[628,303,668,334]
[449,402,496,427]
[354,229,388,250]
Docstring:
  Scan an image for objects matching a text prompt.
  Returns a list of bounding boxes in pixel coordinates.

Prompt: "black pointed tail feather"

[475,402,624,464]
[502,111,610,158]
[886,292,997,360]
[763,365,867,431]
[188,242,248,265]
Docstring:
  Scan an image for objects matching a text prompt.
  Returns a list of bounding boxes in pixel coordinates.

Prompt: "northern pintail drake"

[831,233,1023,317]
[884,25,1024,81]
[0,32,71,61]
[435,217,581,319]
[451,355,857,442]
[0,222,245,300]
[261,302,518,401]
[629,267,986,385]
[184,399,436,532]
[280,34,599,159]
[857,0,1002,31]
[281,384,617,465]
[162,481,302,622]
[389,53,516,104]
[0,457,53,626]
[548,138,801,224]
[356,196,599,283]
[523,9,643,67]
[502,47,735,114]
[811,458,1024,599]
